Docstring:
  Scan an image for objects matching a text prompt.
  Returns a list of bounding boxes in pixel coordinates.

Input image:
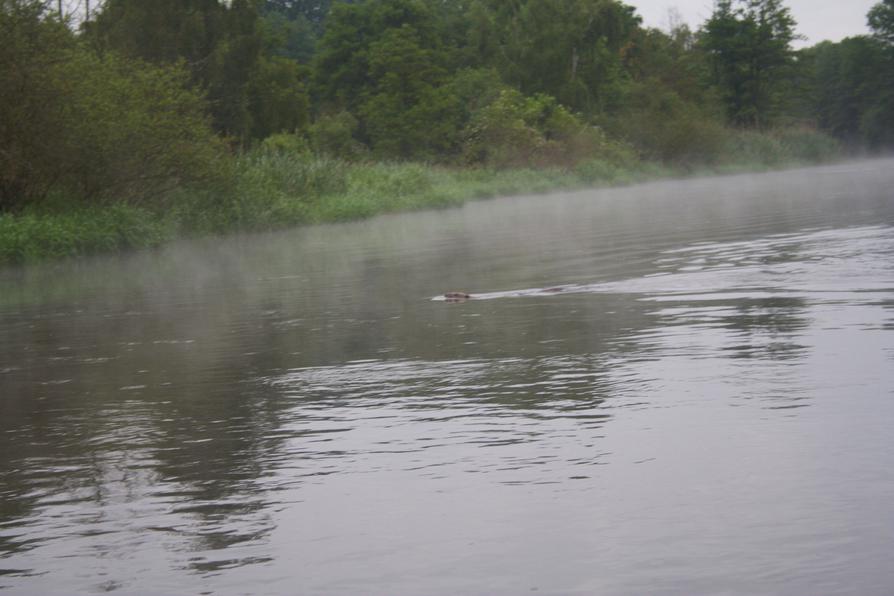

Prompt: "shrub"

[260,133,313,155]
[721,130,790,166]
[565,125,640,169]
[238,151,349,199]
[614,82,727,165]
[462,89,564,167]
[775,127,841,163]
[0,204,171,263]
[574,159,627,184]
[347,163,434,198]
[308,111,368,159]
[0,4,227,211]
[248,56,311,140]
[175,151,350,234]
[59,52,229,206]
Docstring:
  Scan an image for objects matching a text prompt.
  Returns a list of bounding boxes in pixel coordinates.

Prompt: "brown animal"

[444,291,471,302]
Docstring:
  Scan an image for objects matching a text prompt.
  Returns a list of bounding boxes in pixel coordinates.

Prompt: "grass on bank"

[0,127,842,265]
[0,204,173,263]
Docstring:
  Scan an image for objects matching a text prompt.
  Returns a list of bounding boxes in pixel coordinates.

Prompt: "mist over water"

[1,160,894,595]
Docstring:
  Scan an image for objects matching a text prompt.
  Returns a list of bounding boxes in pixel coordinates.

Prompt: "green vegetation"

[0,132,840,263]
[1,0,892,264]
[0,205,172,262]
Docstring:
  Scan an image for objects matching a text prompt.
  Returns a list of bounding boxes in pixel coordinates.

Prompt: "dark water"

[2,161,894,595]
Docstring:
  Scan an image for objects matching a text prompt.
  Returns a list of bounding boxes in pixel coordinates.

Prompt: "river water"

[1,161,893,595]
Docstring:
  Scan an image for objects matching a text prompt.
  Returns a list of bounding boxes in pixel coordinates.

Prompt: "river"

[1,160,893,595]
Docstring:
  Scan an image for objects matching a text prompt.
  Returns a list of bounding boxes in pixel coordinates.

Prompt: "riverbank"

[0,133,842,265]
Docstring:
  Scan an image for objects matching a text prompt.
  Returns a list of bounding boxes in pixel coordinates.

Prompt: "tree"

[701,0,798,127]
[312,0,447,109]
[359,25,461,157]
[263,0,349,31]
[467,0,641,115]
[806,37,894,147]
[0,0,225,211]
[249,56,311,139]
[791,2,894,148]
[311,0,464,157]
[89,0,264,140]
[260,9,318,63]
[0,0,72,209]
[869,0,894,45]
[625,24,709,103]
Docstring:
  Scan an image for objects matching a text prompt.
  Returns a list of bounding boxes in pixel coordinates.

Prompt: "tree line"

[2,0,894,213]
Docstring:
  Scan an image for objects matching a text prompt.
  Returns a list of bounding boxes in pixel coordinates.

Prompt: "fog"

[2,160,894,595]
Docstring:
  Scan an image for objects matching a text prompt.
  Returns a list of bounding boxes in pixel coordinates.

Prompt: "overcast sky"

[627,0,879,47]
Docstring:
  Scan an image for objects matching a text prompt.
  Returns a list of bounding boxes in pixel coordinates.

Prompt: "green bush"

[565,125,640,169]
[248,56,311,140]
[0,204,171,263]
[574,159,627,184]
[173,151,352,234]
[715,127,839,168]
[775,128,841,163]
[462,89,564,167]
[308,111,368,160]
[614,83,728,165]
[0,4,227,211]
[259,132,313,156]
[239,151,349,199]
[347,163,434,199]
[721,130,790,166]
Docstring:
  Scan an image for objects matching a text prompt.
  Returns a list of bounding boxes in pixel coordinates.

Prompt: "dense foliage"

[701,0,797,127]
[0,0,226,212]
[1,0,892,261]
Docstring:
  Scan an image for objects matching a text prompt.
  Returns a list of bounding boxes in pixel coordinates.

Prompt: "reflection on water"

[1,161,894,595]
[265,356,619,480]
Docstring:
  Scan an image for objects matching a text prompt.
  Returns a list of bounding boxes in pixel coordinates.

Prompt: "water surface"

[1,161,893,595]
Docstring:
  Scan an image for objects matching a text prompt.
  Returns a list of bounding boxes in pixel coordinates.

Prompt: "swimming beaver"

[444,291,471,301]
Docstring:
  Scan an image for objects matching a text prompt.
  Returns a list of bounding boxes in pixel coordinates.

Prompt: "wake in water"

[434,225,894,306]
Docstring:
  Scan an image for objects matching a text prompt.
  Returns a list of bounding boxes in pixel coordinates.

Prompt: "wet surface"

[1,160,893,594]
